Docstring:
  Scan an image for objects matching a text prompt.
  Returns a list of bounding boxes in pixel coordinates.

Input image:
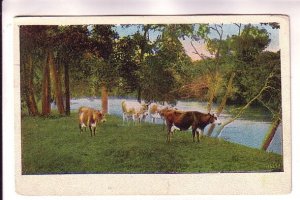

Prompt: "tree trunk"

[101,84,108,114]
[64,63,70,116]
[207,72,235,136]
[24,54,39,116]
[206,89,215,113]
[49,51,65,115]
[136,25,149,103]
[42,53,51,116]
[206,71,221,113]
[137,87,142,103]
[261,115,281,151]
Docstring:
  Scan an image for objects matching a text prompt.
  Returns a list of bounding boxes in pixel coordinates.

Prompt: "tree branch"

[190,41,208,59]
[234,23,242,36]
[215,72,275,137]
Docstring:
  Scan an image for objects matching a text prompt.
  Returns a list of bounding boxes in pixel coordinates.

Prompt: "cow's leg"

[199,129,204,139]
[89,125,93,137]
[195,128,203,142]
[93,127,96,136]
[171,125,180,135]
[79,124,82,134]
[79,123,87,134]
[162,119,166,130]
[91,122,97,136]
[195,128,200,142]
[192,129,196,142]
[167,130,171,143]
[122,113,126,125]
[166,122,172,143]
[132,115,135,125]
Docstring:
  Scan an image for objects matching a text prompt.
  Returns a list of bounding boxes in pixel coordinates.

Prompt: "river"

[67,97,282,155]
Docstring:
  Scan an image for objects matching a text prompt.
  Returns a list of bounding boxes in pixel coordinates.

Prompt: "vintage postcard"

[14,15,291,195]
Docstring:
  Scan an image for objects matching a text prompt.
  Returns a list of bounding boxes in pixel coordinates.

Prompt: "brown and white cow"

[78,106,106,136]
[121,101,148,124]
[163,110,221,142]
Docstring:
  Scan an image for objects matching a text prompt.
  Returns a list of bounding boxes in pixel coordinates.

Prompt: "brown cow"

[78,107,106,136]
[163,110,221,142]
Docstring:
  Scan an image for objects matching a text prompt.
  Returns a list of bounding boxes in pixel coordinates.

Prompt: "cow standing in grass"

[162,110,221,142]
[78,107,106,136]
[121,101,148,124]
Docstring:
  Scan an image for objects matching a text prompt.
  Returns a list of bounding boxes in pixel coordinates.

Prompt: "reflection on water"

[67,97,282,155]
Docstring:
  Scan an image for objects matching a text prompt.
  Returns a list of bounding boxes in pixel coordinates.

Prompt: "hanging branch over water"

[215,72,275,138]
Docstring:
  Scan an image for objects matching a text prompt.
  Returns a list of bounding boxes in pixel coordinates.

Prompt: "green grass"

[21,113,283,174]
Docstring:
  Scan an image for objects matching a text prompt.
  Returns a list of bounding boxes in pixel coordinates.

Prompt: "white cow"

[148,103,175,124]
[121,100,148,124]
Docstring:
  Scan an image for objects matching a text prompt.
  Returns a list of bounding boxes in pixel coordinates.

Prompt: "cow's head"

[141,103,150,112]
[209,114,222,125]
[95,110,106,123]
[158,107,175,118]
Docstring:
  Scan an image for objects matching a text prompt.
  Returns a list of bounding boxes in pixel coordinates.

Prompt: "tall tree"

[140,24,193,103]
[22,54,39,116]
[229,24,271,104]
[20,26,41,116]
[89,25,118,114]
[205,23,242,136]
[110,36,140,96]
[48,51,65,114]
[192,24,230,113]
[56,25,90,115]
[41,51,51,116]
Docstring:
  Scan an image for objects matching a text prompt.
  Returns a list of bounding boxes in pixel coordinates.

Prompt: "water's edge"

[60,97,282,155]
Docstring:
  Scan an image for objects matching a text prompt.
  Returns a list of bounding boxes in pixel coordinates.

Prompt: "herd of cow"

[78,100,222,142]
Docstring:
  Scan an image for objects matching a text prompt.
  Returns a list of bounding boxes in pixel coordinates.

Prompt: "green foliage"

[110,36,141,94]
[230,24,271,62]
[197,24,210,40]
[141,55,178,102]
[140,25,193,102]
[90,25,118,60]
[255,51,281,114]
[21,114,282,174]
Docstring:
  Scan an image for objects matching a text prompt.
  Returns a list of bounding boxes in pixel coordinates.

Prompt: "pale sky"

[115,24,280,61]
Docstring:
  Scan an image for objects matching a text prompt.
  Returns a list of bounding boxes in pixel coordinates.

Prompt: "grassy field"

[21,113,283,174]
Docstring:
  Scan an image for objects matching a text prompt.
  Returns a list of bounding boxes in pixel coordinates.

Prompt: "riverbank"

[21,113,283,174]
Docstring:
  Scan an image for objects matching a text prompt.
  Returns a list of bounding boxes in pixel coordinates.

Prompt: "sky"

[114,23,280,61]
